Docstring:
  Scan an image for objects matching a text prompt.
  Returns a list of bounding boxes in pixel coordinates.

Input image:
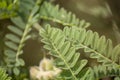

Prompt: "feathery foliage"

[0,0,120,79]
[39,24,120,79]
[4,17,26,75]
[4,4,40,75]
[0,0,16,19]
[39,25,92,80]
[92,65,120,79]
[39,2,90,28]
[63,27,120,66]
[0,68,11,80]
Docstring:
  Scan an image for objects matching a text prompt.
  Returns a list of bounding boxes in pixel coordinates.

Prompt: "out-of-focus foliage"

[0,0,16,19]
[39,2,90,28]
[0,0,120,80]
[3,2,40,76]
[92,65,120,79]
[0,68,11,80]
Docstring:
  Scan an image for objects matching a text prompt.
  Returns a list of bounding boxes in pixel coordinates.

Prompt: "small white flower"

[39,58,54,71]
[30,58,62,80]
[30,66,39,79]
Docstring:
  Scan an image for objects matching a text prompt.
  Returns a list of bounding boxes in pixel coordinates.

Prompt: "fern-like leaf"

[39,25,91,80]
[39,2,90,28]
[63,27,120,66]
[92,65,120,79]
[4,17,27,75]
[0,68,11,80]
[4,4,40,75]
[40,24,120,79]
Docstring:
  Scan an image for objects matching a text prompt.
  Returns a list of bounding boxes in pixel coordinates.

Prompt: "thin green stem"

[66,30,119,66]
[15,2,38,63]
[79,43,119,66]
[33,23,42,30]
[51,42,78,80]
[15,0,43,65]
[15,17,31,62]
[40,16,78,27]
[16,24,30,58]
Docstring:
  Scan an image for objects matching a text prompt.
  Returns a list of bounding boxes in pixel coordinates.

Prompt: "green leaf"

[11,17,25,29]
[5,34,20,43]
[5,41,17,50]
[90,53,99,58]
[31,5,39,17]
[19,58,25,66]
[73,60,87,75]
[112,44,120,62]
[4,49,16,58]
[8,25,23,36]
[114,77,120,80]
[13,67,20,75]
[0,68,11,80]
[60,42,70,56]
